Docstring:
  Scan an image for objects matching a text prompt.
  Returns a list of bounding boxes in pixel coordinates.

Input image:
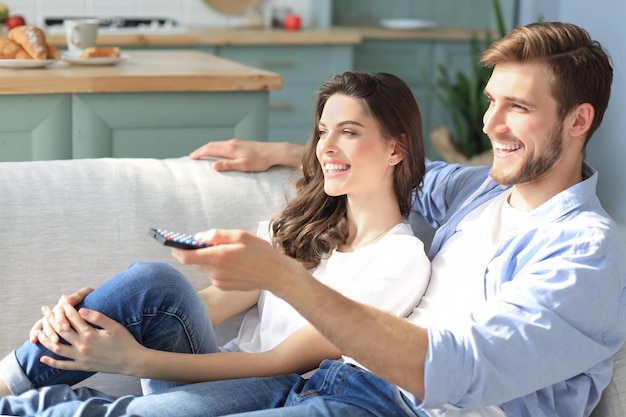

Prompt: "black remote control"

[149,228,208,250]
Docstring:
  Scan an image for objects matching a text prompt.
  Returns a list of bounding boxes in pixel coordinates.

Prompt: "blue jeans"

[0,360,427,417]
[1,261,220,395]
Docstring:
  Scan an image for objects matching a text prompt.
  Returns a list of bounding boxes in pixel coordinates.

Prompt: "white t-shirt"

[223,221,430,360]
[408,190,528,417]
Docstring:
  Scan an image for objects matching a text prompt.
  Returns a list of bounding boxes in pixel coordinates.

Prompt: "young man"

[1,21,624,417]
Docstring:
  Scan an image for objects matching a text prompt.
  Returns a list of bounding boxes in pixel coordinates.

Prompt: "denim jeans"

[0,261,427,417]
[0,360,427,417]
[1,261,220,395]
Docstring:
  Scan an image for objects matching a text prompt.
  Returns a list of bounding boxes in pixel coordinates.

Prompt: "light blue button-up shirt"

[412,160,626,417]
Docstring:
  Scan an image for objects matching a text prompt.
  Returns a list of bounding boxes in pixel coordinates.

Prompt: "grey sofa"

[0,157,624,416]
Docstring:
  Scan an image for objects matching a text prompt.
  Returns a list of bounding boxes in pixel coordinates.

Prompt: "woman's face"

[316,94,398,201]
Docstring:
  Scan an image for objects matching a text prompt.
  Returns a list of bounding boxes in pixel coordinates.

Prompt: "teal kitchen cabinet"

[0,95,72,162]
[0,51,280,162]
[218,45,354,144]
[72,91,270,159]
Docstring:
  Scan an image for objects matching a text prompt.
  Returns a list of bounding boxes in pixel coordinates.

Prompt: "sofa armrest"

[0,157,295,395]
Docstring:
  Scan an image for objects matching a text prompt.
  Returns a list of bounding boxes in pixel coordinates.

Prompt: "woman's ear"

[388,134,407,165]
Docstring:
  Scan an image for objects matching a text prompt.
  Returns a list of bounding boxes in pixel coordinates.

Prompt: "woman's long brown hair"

[270,71,425,269]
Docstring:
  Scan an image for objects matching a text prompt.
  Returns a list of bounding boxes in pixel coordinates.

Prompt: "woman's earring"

[389,159,394,165]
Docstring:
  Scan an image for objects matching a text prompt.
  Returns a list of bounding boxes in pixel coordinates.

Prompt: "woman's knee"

[83,262,195,312]
[123,262,193,293]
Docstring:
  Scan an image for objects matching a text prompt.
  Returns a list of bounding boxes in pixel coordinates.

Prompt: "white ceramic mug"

[64,19,99,51]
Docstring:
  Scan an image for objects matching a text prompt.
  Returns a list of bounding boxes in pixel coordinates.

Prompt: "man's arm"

[283,274,429,399]
[189,139,305,172]
[173,229,429,399]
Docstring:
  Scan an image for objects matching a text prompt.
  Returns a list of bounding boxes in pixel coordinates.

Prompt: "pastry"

[80,46,120,59]
[8,26,48,59]
[0,38,32,59]
[46,43,61,60]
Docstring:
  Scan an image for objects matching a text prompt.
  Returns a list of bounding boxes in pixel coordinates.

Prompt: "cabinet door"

[72,91,270,159]
[0,95,71,162]
[218,45,353,83]
[219,45,353,144]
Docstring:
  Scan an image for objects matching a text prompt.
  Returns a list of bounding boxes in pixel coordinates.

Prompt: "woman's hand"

[37,302,145,375]
[29,287,95,344]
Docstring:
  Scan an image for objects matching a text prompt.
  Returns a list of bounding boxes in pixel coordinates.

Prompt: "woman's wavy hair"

[270,71,425,269]
[480,22,613,148]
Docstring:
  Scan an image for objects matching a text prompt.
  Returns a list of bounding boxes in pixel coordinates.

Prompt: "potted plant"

[428,0,507,165]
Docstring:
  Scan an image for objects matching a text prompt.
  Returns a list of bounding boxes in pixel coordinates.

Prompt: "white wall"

[518,0,626,238]
[4,0,315,29]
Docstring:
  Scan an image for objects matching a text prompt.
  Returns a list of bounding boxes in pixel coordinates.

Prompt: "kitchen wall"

[518,0,626,239]
[333,0,517,29]
[4,0,317,28]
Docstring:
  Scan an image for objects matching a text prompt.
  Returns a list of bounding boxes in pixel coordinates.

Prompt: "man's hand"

[189,139,305,172]
[172,229,309,297]
[29,287,95,344]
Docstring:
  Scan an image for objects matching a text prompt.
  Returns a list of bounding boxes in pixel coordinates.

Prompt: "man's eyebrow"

[484,89,535,108]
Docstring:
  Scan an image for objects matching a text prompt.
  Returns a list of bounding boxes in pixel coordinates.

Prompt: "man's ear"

[568,103,594,139]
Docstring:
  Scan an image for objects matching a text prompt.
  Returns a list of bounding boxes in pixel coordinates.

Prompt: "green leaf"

[425,0,507,159]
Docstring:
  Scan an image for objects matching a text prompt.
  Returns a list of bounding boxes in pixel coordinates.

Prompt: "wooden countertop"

[0,50,282,95]
[47,27,363,47]
[45,26,494,47]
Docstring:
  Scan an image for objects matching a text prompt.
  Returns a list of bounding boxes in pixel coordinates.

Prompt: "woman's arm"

[38,303,340,382]
[198,285,260,327]
[135,324,341,382]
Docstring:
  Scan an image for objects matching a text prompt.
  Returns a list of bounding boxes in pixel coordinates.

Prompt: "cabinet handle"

[260,60,295,68]
[270,103,295,111]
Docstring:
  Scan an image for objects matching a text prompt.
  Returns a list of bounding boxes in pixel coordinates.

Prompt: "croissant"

[80,47,120,59]
[0,38,32,59]
[8,26,48,59]
[46,43,61,60]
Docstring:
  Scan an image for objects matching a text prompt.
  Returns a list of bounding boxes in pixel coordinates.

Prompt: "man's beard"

[490,121,564,186]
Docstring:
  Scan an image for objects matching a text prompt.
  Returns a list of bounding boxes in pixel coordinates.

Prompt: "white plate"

[61,51,129,66]
[379,19,436,30]
[0,59,57,69]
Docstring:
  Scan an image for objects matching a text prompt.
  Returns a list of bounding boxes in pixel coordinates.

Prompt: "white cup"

[64,19,99,51]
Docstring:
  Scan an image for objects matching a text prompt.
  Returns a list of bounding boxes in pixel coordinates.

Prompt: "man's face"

[483,62,564,186]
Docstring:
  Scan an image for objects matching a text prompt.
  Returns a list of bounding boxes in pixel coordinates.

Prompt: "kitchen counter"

[45,26,493,47]
[0,50,281,161]
[0,50,281,95]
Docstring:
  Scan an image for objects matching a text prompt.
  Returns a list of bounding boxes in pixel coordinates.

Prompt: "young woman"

[0,71,430,401]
